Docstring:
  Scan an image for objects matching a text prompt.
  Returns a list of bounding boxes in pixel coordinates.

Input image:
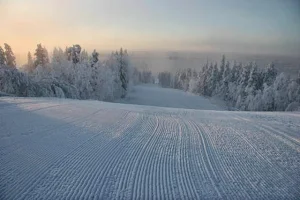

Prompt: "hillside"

[0,85,299,199]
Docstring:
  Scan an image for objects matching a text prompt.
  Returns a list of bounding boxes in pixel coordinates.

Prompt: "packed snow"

[1,85,300,199]
[116,84,223,110]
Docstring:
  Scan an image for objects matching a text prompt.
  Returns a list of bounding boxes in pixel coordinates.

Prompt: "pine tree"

[297,70,300,85]
[221,61,231,100]
[240,62,252,87]
[223,61,230,80]
[230,61,239,82]
[205,63,213,96]
[246,62,260,95]
[71,44,81,64]
[52,47,59,63]
[115,48,129,97]
[34,44,49,67]
[80,49,89,62]
[0,46,6,65]
[235,62,252,108]
[262,83,275,111]
[209,63,219,95]
[263,63,277,86]
[27,52,34,72]
[218,55,225,82]
[66,45,81,64]
[65,47,71,61]
[287,80,300,104]
[91,49,99,67]
[4,43,16,68]
[273,73,289,111]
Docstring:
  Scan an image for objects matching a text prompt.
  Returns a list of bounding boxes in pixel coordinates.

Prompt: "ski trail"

[230,113,300,181]
[234,113,300,148]
[184,118,253,199]
[1,95,299,199]
[186,119,222,198]
[129,114,159,199]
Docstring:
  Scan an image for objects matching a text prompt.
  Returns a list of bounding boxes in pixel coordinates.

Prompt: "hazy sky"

[1,0,300,63]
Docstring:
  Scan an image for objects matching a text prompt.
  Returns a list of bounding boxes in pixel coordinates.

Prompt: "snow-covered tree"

[240,62,252,87]
[263,63,277,86]
[24,51,35,72]
[34,44,49,67]
[219,61,231,100]
[115,48,129,97]
[296,70,300,85]
[246,63,260,95]
[27,51,33,69]
[0,46,6,66]
[66,44,81,64]
[72,44,81,64]
[52,47,60,63]
[91,49,99,67]
[218,55,225,82]
[65,45,81,64]
[208,63,219,95]
[80,49,89,62]
[248,90,263,111]
[158,71,172,88]
[273,73,289,111]
[287,81,300,104]
[4,43,16,68]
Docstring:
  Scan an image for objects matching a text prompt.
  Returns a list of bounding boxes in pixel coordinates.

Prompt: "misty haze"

[1,0,300,199]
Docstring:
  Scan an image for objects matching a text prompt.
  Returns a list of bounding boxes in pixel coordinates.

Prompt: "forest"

[1,43,299,111]
[158,55,300,111]
[0,43,153,101]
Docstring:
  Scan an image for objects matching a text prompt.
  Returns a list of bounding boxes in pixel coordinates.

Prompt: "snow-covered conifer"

[263,63,277,86]
[27,52,34,72]
[91,49,99,67]
[34,44,49,67]
[4,43,16,68]
[0,46,6,66]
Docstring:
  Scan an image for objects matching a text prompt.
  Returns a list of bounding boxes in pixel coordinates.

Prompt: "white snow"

[116,84,223,110]
[0,85,299,199]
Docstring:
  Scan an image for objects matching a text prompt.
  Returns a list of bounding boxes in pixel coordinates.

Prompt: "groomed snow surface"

[1,85,299,199]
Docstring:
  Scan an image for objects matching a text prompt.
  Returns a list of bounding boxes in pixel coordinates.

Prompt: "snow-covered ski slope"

[0,85,299,199]
[116,84,223,110]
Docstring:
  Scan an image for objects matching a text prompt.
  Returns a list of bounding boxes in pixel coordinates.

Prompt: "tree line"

[158,55,300,111]
[0,43,153,100]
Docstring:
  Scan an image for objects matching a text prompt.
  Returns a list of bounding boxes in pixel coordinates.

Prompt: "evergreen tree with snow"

[218,55,225,82]
[115,48,129,98]
[287,80,300,105]
[52,47,59,63]
[235,62,253,109]
[297,70,300,85]
[65,47,71,61]
[80,49,89,62]
[230,61,238,82]
[34,44,49,67]
[263,63,277,86]
[223,61,230,80]
[246,63,260,95]
[273,73,290,111]
[27,52,34,72]
[4,43,16,68]
[0,46,6,65]
[220,61,231,100]
[91,49,99,67]
[72,44,81,64]
[209,63,219,95]
[66,44,81,64]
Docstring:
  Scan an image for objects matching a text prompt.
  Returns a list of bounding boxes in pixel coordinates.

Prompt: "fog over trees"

[158,55,300,111]
[0,43,299,111]
[0,43,152,101]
